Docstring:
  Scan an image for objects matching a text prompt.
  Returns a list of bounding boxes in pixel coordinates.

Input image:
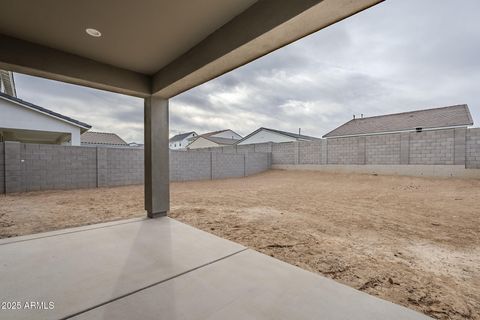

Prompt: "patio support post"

[144,96,169,218]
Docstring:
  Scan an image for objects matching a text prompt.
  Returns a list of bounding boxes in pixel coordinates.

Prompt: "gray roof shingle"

[169,131,196,142]
[236,127,320,144]
[323,104,473,138]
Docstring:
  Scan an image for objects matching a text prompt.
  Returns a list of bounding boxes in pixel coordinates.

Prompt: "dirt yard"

[1,170,479,319]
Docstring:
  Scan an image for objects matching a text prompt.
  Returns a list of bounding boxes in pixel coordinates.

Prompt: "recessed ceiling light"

[86,28,102,37]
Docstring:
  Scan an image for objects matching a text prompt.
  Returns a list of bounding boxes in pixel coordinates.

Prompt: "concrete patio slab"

[0,218,431,320]
[72,249,430,320]
[0,218,245,320]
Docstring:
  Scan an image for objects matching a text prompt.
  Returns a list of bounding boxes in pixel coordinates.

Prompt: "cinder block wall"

[0,142,4,194]
[298,141,321,164]
[170,151,211,181]
[23,144,97,191]
[212,153,245,179]
[246,152,270,175]
[106,148,143,186]
[409,129,455,165]
[326,137,362,165]
[365,134,401,164]
[272,142,295,164]
[4,142,24,193]
[0,143,271,193]
[225,127,479,168]
[467,128,480,168]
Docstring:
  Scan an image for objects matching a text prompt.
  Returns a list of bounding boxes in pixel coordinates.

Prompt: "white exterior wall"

[187,137,220,149]
[211,130,242,140]
[238,129,297,145]
[169,132,196,150]
[0,98,81,145]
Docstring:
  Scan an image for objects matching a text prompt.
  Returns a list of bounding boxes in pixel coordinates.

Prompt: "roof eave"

[0,93,92,130]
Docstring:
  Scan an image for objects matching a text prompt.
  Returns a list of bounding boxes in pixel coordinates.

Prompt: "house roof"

[187,129,241,147]
[81,132,128,146]
[206,136,239,145]
[199,129,241,138]
[0,92,91,131]
[169,131,196,142]
[323,104,474,138]
[236,127,320,144]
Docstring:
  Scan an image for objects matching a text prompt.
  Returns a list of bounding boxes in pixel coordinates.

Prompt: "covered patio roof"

[0,0,383,98]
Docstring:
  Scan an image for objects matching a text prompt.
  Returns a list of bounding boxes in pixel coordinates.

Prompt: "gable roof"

[200,129,241,138]
[186,129,241,147]
[81,132,128,146]
[169,131,196,142]
[323,104,474,138]
[187,135,239,147]
[236,127,320,144]
[0,92,91,131]
[205,136,239,145]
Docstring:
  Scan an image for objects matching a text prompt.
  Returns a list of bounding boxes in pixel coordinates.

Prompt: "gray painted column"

[144,96,170,218]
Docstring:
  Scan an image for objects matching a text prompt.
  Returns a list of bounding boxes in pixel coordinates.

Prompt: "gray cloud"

[13,0,480,142]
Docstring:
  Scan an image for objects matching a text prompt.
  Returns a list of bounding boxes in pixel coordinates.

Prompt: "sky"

[13,0,480,143]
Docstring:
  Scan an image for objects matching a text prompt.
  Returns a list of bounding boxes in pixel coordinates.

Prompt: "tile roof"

[169,131,196,142]
[236,127,320,144]
[81,132,128,146]
[323,104,473,138]
[0,92,91,130]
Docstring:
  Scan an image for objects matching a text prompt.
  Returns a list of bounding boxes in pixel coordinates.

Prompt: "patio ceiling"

[0,0,383,98]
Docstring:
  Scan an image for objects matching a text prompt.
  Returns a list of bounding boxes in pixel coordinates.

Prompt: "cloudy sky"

[13,0,480,143]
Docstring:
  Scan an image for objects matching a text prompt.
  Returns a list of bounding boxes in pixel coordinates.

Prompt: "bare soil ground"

[1,170,479,319]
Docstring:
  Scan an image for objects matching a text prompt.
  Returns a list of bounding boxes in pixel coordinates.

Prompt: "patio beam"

[152,0,383,98]
[0,35,151,98]
[144,96,169,218]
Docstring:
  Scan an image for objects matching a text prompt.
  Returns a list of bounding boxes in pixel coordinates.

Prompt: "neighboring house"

[323,104,474,138]
[237,127,320,145]
[187,129,242,149]
[169,131,197,150]
[0,92,91,145]
[81,131,128,147]
[0,70,16,97]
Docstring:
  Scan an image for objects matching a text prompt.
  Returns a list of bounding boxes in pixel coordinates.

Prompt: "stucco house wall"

[187,137,221,149]
[0,97,82,145]
[238,130,297,145]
